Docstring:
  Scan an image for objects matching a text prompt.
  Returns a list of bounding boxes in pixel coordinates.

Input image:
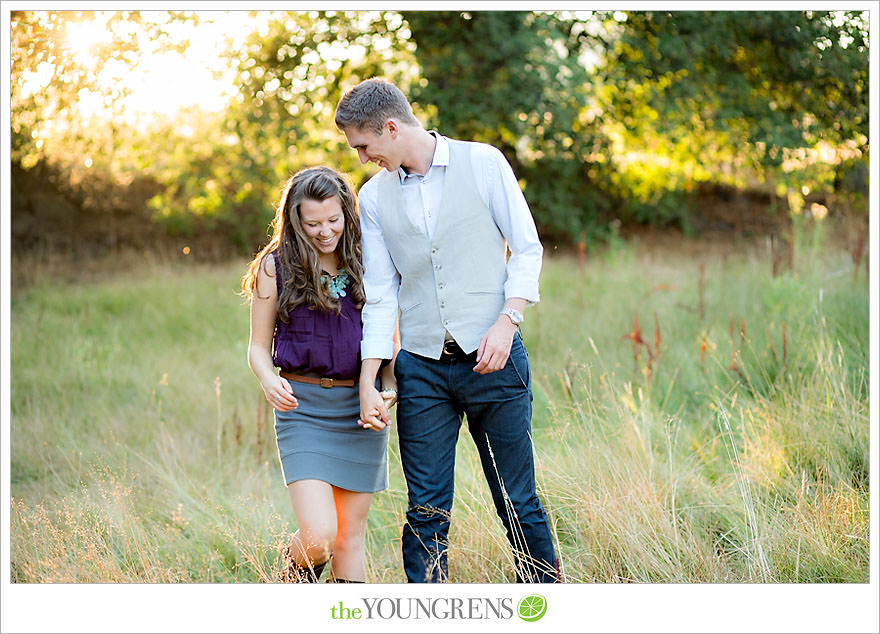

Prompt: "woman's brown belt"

[279,370,356,388]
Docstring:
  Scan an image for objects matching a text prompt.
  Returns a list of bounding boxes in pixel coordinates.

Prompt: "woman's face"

[299,196,345,257]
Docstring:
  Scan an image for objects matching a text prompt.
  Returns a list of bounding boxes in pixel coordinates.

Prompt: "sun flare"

[58,11,261,123]
[64,15,112,66]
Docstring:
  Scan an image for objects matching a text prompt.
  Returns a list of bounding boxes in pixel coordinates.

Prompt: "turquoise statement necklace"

[321,269,349,299]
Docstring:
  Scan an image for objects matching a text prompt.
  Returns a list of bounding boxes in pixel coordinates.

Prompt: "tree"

[403,11,616,241]
[10,11,195,254]
[12,10,868,257]
[11,11,191,170]
[147,10,419,251]
[603,11,869,173]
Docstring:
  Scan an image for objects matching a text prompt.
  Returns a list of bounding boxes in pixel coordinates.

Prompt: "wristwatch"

[500,307,524,325]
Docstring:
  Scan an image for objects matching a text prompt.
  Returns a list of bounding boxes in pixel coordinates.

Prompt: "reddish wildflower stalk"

[851,223,868,279]
[631,313,642,363]
[234,408,242,446]
[851,233,865,266]
[578,231,587,269]
[621,312,654,380]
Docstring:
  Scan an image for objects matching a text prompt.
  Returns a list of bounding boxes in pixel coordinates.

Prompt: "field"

[9,228,870,583]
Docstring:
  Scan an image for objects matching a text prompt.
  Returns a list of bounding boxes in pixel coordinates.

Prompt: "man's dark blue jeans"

[394,334,559,583]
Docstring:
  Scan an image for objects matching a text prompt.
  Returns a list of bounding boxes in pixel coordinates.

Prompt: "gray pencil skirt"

[273,378,389,493]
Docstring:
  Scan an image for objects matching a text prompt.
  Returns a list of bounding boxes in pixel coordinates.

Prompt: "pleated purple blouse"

[271,252,362,379]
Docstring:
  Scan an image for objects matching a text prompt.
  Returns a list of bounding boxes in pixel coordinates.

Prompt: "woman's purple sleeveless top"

[271,252,362,379]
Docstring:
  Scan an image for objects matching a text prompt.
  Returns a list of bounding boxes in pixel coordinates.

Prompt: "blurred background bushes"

[10,10,869,260]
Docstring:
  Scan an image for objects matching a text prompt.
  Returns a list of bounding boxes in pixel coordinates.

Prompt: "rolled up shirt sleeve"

[358,181,400,361]
[478,144,543,304]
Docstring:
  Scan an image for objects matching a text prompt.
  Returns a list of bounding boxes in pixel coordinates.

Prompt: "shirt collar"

[397,131,448,182]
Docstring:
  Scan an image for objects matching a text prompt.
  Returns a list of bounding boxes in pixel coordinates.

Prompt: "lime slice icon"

[517,594,547,622]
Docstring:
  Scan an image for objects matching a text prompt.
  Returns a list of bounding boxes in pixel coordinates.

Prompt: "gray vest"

[375,139,507,359]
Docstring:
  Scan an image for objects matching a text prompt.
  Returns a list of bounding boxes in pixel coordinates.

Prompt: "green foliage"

[403,11,617,238]
[11,11,190,167]
[145,11,418,253]
[10,11,202,254]
[604,11,869,172]
[404,12,590,156]
[10,10,871,253]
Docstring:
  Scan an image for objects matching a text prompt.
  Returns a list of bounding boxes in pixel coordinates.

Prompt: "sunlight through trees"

[10,9,869,256]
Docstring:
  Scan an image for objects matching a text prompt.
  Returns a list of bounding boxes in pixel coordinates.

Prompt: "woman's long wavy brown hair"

[241,166,365,320]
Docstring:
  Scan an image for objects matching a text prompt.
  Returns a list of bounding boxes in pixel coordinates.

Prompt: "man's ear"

[386,119,399,139]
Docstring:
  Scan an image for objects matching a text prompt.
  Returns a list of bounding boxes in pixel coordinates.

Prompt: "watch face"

[503,309,523,324]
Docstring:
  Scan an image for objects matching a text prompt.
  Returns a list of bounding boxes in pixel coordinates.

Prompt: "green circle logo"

[517,594,547,622]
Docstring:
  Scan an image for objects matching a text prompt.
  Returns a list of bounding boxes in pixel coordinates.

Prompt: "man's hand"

[473,316,518,374]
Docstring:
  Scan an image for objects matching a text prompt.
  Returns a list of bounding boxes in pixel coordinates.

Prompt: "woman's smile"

[300,197,345,256]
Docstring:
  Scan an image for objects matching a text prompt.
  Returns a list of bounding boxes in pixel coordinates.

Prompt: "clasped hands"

[358,386,397,431]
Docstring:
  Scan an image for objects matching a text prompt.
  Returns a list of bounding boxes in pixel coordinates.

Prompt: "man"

[335,78,559,583]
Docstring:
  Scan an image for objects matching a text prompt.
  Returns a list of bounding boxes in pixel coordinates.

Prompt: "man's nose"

[357,149,369,164]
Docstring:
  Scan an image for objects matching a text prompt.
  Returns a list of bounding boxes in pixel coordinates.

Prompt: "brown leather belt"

[279,371,356,388]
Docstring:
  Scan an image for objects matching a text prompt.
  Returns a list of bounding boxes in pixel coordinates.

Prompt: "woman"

[242,166,396,583]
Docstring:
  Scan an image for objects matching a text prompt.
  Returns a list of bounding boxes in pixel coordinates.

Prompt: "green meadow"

[9,231,869,583]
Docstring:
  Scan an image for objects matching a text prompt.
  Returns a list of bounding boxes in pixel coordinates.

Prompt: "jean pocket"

[506,338,531,390]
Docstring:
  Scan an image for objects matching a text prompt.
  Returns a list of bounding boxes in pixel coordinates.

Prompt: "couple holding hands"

[242,78,559,584]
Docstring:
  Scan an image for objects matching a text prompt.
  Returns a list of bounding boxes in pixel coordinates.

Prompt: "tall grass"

[9,231,869,583]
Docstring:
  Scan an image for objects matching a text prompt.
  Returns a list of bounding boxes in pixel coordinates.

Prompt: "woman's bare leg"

[286,479,337,570]
[328,487,374,582]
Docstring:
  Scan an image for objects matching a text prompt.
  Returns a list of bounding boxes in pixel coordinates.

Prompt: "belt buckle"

[319,377,334,388]
[442,341,457,357]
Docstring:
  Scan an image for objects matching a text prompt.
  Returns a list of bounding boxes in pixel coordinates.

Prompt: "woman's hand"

[248,255,298,412]
[262,375,299,412]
